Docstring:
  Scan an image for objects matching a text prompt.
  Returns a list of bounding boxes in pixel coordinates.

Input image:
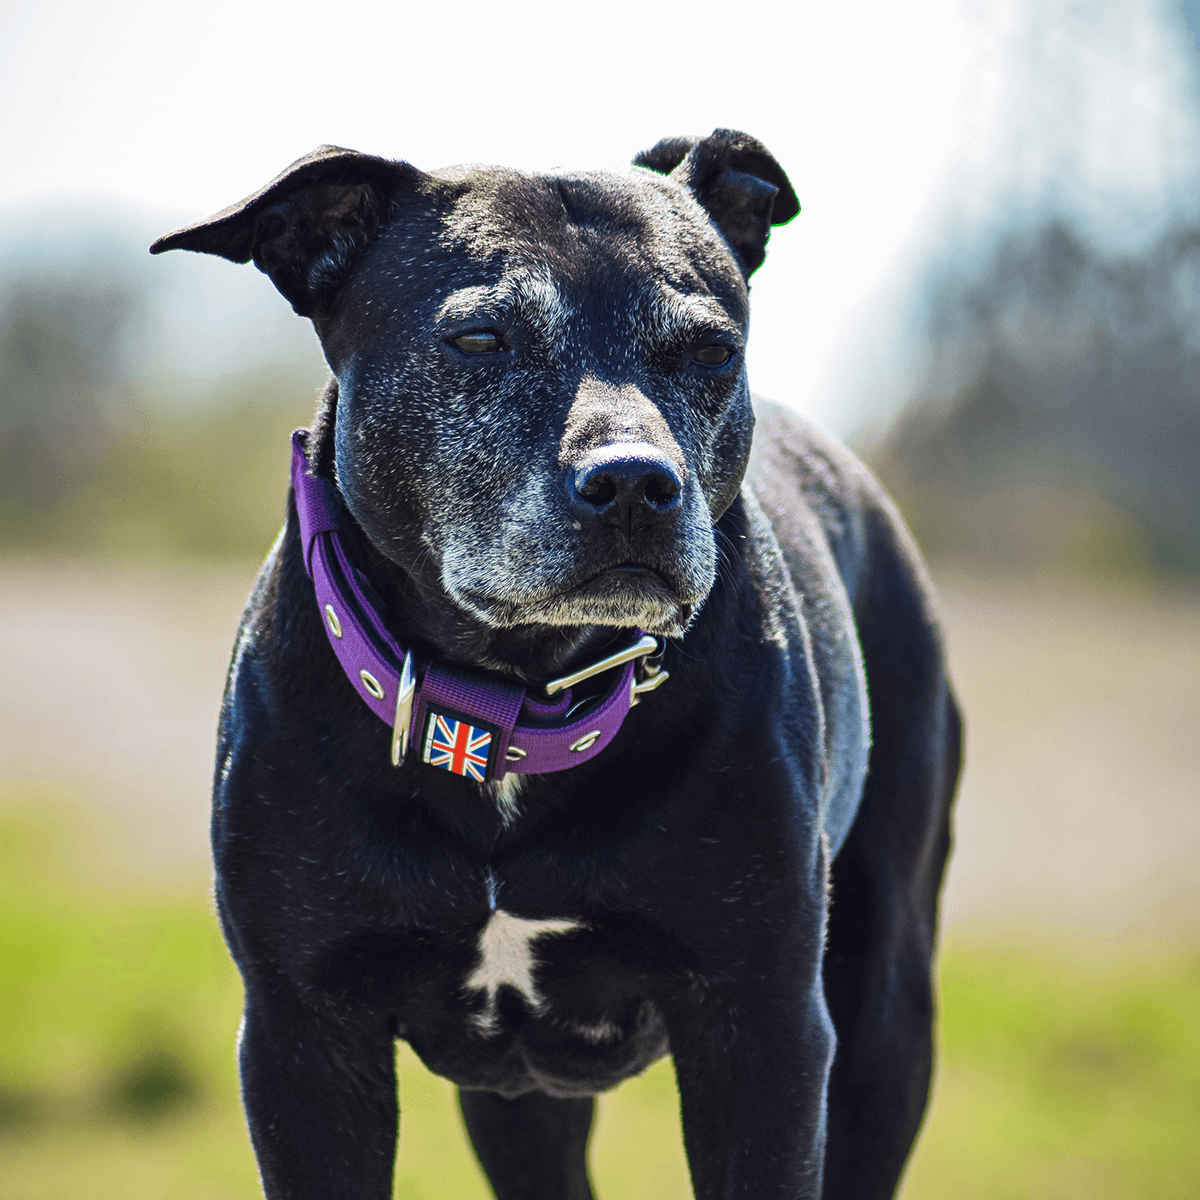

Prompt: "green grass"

[905,942,1200,1199]
[2,792,1197,1199]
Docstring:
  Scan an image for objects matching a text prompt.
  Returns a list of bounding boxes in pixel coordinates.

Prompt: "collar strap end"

[291,430,341,578]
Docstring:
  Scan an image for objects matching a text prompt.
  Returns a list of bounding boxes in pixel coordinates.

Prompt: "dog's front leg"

[238,987,398,1200]
[459,1088,596,1200]
[667,964,835,1200]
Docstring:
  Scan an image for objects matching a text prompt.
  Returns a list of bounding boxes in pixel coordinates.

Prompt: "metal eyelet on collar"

[324,604,342,639]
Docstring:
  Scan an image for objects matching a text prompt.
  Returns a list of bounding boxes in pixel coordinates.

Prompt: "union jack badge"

[421,709,496,781]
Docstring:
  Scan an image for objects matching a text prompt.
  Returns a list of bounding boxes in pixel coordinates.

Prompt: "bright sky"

[3,0,1198,428]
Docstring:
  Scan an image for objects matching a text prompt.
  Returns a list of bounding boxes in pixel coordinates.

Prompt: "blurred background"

[2,0,1197,1196]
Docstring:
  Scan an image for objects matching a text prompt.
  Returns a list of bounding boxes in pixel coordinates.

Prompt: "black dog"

[152,129,960,1200]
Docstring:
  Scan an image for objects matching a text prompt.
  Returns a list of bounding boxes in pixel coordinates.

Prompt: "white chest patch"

[465,909,579,1033]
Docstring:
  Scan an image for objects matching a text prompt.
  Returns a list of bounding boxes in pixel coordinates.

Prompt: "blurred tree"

[0,273,139,532]
[872,220,1200,576]
[0,219,327,558]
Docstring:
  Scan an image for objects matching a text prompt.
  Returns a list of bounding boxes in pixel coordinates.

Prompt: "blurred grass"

[2,787,1197,1200]
[908,943,1200,1199]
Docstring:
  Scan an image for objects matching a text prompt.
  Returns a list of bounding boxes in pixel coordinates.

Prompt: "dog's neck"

[355,530,624,683]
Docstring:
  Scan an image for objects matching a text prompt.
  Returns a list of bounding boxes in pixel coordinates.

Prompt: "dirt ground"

[2,558,1197,941]
[934,566,1200,943]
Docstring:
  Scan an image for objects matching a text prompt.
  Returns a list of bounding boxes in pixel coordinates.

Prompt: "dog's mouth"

[457,562,695,635]
[568,564,674,598]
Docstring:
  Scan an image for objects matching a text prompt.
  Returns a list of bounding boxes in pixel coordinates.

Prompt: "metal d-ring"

[630,669,670,707]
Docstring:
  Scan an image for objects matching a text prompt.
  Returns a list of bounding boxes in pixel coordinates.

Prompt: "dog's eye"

[693,345,733,367]
[451,332,504,354]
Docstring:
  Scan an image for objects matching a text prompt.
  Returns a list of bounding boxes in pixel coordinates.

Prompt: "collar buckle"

[390,651,417,766]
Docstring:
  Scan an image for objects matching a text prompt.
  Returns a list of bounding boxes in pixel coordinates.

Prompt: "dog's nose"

[569,443,683,517]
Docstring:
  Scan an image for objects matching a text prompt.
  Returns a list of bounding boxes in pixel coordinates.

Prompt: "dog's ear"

[150,145,428,316]
[631,136,704,176]
[634,129,799,277]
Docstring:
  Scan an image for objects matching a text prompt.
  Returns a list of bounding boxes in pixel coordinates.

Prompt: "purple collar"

[290,430,668,782]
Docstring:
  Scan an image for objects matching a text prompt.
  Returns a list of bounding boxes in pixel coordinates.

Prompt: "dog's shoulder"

[747,397,940,624]
[746,398,874,600]
[747,399,954,780]
[745,397,955,851]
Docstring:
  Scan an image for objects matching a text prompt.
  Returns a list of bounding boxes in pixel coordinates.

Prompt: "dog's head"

[153,131,797,648]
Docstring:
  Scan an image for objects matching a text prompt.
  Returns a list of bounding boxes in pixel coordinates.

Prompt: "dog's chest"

[385,891,671,1096]
[464,908,580,1033]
